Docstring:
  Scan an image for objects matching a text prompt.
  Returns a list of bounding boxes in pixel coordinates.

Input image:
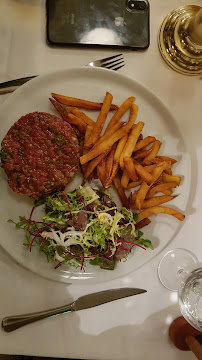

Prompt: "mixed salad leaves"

[9,186,153,270]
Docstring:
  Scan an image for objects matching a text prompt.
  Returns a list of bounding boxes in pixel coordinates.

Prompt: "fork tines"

[100,54,125,71]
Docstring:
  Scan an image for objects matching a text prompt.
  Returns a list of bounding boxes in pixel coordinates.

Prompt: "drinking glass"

[158,248,202,332]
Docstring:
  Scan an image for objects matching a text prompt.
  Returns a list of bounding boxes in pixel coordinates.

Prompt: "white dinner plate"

[0,67,192,284]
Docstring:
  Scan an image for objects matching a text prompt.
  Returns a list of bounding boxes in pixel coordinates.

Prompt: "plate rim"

[0,66,170,116]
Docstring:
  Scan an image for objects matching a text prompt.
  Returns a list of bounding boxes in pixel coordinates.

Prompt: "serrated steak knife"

[2,287,146,332]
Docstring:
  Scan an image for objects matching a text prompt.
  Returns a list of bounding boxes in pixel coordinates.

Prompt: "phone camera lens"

[126,0,147,11]
[138,1,146,10]
[126,0,138,10]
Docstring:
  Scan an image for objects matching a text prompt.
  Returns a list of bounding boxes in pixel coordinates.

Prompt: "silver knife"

[0,76,37,94]
[2,287,146,332]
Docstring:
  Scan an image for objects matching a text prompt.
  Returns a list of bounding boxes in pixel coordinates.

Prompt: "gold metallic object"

[158,6,202,75]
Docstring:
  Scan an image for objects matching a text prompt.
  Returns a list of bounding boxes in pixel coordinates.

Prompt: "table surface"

[0,1,201,359]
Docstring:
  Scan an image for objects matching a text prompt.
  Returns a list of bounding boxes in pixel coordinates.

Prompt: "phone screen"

[46,0,149,49]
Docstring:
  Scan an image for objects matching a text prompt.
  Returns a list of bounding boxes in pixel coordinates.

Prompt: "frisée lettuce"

[9,186,153,270]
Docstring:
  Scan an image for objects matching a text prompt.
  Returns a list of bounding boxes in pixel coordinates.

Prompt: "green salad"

[9,186,153,270]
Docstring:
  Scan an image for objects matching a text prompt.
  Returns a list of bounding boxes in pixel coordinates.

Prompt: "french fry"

[126,181,142,189]
[81,125,93,175]
[156,155,177,165]
[79,139,84,154]
[121,169,130,188]
[151,158,175,169]
[135,182,150,210]
[133,148,152,160]
[123,157,138,182]
[163,190,173,195]
[67,113,87,133]
[88,168,97,183]
[150,161,171,185]
[106,134,128,186]
[142,140,162,165]
[106,96,135,131]
[164,167,172,175]
[97,158,107,187]
[162,173,181,185]
[146,182,177,198]
[150,161,173,175]
[80,104,138,165]
[113,175,128,208]
[49,98,87,133]
[53,92,184,228]
[143,164,157,173]
[150,158,162,164]
[120,121,144,188]
[120,121,144,169]
[139,195,177,209]
[131,190,137,204]
[136,206,185,223]
[152,189,173,195]
[135,218,151,230]
[133,136,156,152]
[84,92,113,149]
[51,93,118,110]
[130,162,171,207]
[66,107,95,126]
[89,121,123,150]
[84,125,93,144]
[133,159,153,184]
[152,175,163,185]
[138,134,143,141]
[84,148,110,180]
[105,144,117,188]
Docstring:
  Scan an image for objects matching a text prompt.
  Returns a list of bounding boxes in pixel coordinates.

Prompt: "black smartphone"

[46,0,150,49]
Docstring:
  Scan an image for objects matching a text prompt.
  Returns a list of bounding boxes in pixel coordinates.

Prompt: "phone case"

[46,0,150,49]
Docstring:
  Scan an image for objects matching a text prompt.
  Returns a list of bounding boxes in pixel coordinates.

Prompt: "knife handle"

[2,303,74,332]
[0,76,38,94]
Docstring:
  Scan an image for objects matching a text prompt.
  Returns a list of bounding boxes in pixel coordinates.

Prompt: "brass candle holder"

[158,5,202,75]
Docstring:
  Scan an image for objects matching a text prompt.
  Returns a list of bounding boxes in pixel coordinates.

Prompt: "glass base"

[157,248,199,291]
[158,5,202,76]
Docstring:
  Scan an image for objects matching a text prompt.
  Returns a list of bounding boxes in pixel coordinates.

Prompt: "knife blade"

[0,76,37,94]
[2,287,146,332]
[73,287,146,311]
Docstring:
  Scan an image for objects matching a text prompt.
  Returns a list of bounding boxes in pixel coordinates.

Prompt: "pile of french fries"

[49,92,185,230]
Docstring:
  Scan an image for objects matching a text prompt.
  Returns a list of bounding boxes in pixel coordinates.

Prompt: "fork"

[87,53,124,71]
[0,54,125,95]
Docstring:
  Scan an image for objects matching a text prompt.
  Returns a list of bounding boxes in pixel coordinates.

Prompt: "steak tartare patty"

[0,112,80,199]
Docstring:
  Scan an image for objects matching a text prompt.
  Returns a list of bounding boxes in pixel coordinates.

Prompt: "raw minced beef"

[0,112,80,199]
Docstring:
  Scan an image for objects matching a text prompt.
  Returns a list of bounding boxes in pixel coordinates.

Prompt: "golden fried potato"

[142,140,162,165]
[106,96,135,131]
[162,173,181,185]
[146,181,177,198]
[66,107,95,126]
[84,92,113,148]
[51,93,118,110]
[80,104,138,165]
[49,98,87,133]
[113,175,129,208]
[136,206,185,223]
[120,121,144,169]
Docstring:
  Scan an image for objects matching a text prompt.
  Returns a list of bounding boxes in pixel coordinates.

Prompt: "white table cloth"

[0,1,201,359]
